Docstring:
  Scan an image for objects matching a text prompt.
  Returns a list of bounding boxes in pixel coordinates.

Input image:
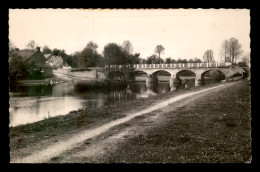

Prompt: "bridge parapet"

[133,62,228,69]
[105,62,229,70]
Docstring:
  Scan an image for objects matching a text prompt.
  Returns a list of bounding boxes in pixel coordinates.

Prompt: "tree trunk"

[159,52,161,64]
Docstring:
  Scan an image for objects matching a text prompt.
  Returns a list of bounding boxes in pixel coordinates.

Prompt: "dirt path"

[11,81,242,163]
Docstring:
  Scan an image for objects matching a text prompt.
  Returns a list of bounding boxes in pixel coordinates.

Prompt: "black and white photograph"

[8,9,251,163]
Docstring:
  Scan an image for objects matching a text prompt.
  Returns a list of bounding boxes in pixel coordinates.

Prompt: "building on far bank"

[46,55,63,69]
[44,53,52,59]
[61,62,72,70]
[17,47,53,78]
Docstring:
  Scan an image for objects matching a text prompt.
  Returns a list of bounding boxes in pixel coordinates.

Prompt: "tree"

[9,51,29,90]
[203,50,214,63]
[122,40,134,65]
[130,53,141,64]
[9,41,16,51]
[188,58,194,63]
[177,58,182,63]
[194,57,202,63]
[241,53,250,67]
[219,40,229,62]
[170,59,176,63]
[220,38,243,65]
[228,38,243,65]
[76,41,103,68]
[26,40,38,50]
[165,57,171,64]
[237,62,247,67]
[51,48,64,56]
[42,45,52,54]
[103,43,126,68]
[155,45,165,64]
[147,54,157,64]
[140,58,147,64]
[182,59,188,63]
[86,41,98,50]
[122,40,133,55]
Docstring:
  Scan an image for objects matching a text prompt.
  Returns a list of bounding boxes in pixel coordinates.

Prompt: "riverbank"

[101,79,251,163]
[9,79,251,163]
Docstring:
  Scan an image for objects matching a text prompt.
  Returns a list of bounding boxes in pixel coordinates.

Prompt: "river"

[9,77,222,127]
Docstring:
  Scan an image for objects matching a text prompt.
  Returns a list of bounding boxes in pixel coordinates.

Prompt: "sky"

[9,9,250,62]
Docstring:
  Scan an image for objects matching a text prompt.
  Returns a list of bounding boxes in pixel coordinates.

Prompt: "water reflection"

[9,78,222,127]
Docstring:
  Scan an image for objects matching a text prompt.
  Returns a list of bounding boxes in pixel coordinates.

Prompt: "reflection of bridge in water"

[106,63,245,86]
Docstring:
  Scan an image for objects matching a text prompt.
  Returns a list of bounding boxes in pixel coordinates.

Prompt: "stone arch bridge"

[105,63,245,85]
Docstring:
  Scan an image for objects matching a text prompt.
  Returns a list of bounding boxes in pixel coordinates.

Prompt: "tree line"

[9,37,249,87]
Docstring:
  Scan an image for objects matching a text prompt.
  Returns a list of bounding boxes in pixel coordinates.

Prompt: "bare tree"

[228,38,243,65]
[122,40,133,55]
[122,40,134,65]
[155,45,165,64]
[203,50,214,63]
[26,40,38,50]
[220,38,243,65]
[219,40,229,62]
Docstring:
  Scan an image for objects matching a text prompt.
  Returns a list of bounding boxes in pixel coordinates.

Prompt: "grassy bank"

[100,80,251,163]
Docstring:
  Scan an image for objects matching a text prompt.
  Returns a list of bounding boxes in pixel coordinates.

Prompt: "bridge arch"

[201,69,226,81]
[151,70,172,82]
[151,69,172,76]
[228,72,243,80]
[176,70,196,79]
[133,70,149,76]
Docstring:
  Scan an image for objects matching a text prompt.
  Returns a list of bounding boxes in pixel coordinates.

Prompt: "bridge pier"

[146,75,158,83]
[170,77,181,91]
[195,78,203,86]
[170,77,181,86]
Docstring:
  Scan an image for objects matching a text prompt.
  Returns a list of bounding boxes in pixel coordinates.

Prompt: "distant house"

[46,55,63,69]
[44,53,52,59]
[17,47,53,78]
[61,61,72,69]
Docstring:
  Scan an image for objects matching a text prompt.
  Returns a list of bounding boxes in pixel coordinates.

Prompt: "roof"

[44,54,52,59]
[46,55,63,68]
[17,49,36,59]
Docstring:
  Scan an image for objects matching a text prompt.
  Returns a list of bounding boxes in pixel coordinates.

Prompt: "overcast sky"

[9,9,250,62]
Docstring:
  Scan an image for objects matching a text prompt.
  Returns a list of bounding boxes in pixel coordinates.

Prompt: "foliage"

[188,59,194,63]
[9,50,28,89]
[241,53,250,67]
[165,57,171,63]
[220,38,243,65]
[103,43,127,66]
[203,50,214,63]
[9,41,16,51]
[170,59,176,63]
[237,62,247,67]
[122,40,133,55]
[182,59,188,63]
[51,48,66,56]
[129,53,141,64]
[74,41,103,68]
[42,45,52,54]
[146,54,164,64]
[26,40,38,50]
[177,58,182,63]
[155,45,165,64]
[194,58,202,63]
